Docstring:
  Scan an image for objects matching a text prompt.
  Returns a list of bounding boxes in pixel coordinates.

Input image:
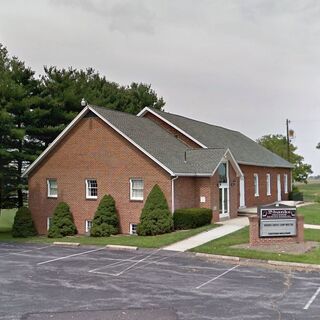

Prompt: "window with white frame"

[85,220,93,233]
[254,174,259,197]
[130,179,144,201]
[47,217,52,230]
[284,174,288,194]
[130,223,137,235]
[266,174,271,196]
[47,179,58,198]
[85,179,98,199]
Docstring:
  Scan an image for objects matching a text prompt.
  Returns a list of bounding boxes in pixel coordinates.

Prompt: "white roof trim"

[137,107,208,149]
[88,106,175,176]
[212,149,243,177]
[22,107,90,177]
[22,106,175,177]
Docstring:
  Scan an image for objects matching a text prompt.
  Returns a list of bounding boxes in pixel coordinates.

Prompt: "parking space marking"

[195,264,240,289]
[88,255,140,275]
[37,247,105,265]
[303,287,320,310]
[0,245,52,258]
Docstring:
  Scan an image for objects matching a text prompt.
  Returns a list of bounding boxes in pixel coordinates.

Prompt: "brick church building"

[22,105,293,235]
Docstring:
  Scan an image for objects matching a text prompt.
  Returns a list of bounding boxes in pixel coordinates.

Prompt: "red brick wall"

[28,116,172,235]
[174,177,196,210]
[239,165,291,208]
[143,112,202,149]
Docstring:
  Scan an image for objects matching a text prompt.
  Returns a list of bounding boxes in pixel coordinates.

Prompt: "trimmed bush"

[137,184,173,236]
[90,195,119,237]
[173,208,212,230]
[48,202,77,238]
[289,185,304,201]
[12,206,37,238]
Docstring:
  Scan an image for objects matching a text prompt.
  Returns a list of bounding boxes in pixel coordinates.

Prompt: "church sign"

[259,205,297,237]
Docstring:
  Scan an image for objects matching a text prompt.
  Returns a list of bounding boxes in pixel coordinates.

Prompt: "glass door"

[218,162,229,218]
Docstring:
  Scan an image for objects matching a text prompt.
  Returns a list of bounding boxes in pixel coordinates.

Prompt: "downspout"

[171,176,179,214]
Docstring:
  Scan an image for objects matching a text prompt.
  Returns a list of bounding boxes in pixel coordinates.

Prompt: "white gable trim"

[137,107,208,149]
[88,107,175,176]
[22,107,90,177]
[22,106,175,177]
[212,149,243,178]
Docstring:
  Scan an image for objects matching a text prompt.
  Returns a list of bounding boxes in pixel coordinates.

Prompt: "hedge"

[173,208,212,230]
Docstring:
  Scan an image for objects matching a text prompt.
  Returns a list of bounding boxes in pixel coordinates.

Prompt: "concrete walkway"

[163,217,249,252]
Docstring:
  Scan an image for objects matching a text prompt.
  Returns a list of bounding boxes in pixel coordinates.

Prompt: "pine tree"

[11,206,37,237]
[90,195,119,237]
[137,185,173,236]
[48,202,77,238]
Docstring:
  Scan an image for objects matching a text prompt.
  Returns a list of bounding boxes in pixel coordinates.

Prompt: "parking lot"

[0,243,319,320]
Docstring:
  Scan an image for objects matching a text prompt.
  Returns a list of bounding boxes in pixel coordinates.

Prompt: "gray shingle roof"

[148,108,293,168]
[91,105,224,175]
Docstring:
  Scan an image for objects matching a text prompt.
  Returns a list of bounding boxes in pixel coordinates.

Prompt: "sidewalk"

[305,224,320,230]
[163,217,249,252]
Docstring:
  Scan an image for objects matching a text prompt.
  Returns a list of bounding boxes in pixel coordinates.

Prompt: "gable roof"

[23,105,241,177]
[138,107,293,168]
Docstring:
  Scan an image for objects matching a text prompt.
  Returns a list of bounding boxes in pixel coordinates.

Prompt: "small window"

[284,174,288,194]
[130,223,137,235]
[218,162,228,183]
[86,179,98,199]
[85,220,93,233]
[47,179,58,198]
[254,174,259,197]
[130,179,144,201]
[266,174,271,196]
[47,217,52,230]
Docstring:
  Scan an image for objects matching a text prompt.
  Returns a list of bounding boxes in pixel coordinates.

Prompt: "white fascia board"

[88,107,175,177]
[22,107,90,177]
[137,107,208,149]
[224,148,244,177]
[211,149,243,178]
[174,173,212,177]
[237,161,294,169]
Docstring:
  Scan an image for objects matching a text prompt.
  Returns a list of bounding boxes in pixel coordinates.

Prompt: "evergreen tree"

[11,206,37,237]
[91,194,119,237]
[137,185,173,236]
[48,202,77,238]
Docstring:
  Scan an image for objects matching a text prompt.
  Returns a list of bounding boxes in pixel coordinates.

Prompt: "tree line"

[0,44,165,209]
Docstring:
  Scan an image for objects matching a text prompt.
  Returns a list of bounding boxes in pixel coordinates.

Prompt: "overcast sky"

[1,0,320,174]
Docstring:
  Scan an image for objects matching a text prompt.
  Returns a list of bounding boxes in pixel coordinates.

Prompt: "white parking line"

[195,265,240,289]
[303,287,320,310]
[0,245,52,258]
[37,247,105,265]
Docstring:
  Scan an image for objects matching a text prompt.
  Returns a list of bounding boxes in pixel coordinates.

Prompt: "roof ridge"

[149,107,240,134]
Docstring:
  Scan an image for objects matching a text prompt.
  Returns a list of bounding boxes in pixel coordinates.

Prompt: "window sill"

[86,197,98,200]
[47,195,58,199]
[254,194,259,197]
[130,199,144,202]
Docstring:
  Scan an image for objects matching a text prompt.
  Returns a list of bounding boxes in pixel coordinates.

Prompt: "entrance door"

[218,162,229,218]
[239,176,245,208]
[277,174,281,201]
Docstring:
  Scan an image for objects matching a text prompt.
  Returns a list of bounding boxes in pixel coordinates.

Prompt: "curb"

[53,242,80,247]
[106,244,138,251]
[195,252,320,271]
[195,253,240,262]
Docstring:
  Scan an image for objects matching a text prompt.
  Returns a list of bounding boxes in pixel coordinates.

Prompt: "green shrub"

[48,202,77,238]
[289,191,304,201]
[315,196,320,203]
[173,208,212,230]
[91,195,119,237]
[11,206,37,238]
[137,184,173,236]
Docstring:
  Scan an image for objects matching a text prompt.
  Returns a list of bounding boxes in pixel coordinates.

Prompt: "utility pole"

[286,119,290,162]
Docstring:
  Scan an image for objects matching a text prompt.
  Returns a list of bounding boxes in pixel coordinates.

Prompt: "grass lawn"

[296,181,320,202]
[0,209,16,232]
[192,227,320,265]
[0,223,218,248]
[298,203,320,225]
